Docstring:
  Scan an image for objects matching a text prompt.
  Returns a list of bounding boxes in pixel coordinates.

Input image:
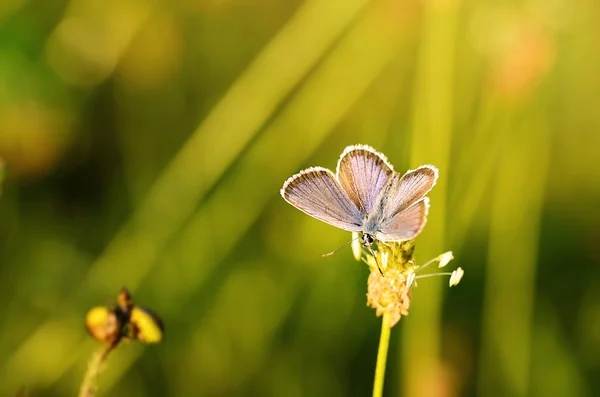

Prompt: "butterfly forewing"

[376,197,430,241]
[383,165,438,219]
[336,145,394,215]
[281,167,363,232]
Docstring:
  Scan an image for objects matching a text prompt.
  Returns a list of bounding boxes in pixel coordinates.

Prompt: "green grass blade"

[477,108,551,396]
[401,1,459,395]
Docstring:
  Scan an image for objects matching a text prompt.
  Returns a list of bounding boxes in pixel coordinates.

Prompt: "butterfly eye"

[129,306,164,344]
[85,306,123,345]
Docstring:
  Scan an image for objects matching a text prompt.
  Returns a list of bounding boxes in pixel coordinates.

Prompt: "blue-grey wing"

[336,145,394,215]
[281,167,363,232]
[376,197,430,241]
[382,165,438,219]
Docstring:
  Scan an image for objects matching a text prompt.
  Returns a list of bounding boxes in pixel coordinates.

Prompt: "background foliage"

[1,0,599,396]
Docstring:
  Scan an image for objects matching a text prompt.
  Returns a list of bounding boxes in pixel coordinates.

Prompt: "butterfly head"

[361,233,375,248]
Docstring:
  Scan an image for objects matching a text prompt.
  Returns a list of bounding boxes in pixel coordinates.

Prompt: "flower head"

[367,268,411,327]
[359,239,463,327]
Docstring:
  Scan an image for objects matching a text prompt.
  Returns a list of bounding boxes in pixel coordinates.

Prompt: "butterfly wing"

[336,145,394,214]
[374,165,438,241]
[375,197,430,241]
[281,167,363,232]
[383,165,438,217]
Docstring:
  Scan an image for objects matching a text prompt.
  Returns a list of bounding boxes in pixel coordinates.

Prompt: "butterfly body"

[281,144,438,246]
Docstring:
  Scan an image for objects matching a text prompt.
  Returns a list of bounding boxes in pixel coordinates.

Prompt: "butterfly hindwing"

[382,165,438,220]
[376,197,430,241]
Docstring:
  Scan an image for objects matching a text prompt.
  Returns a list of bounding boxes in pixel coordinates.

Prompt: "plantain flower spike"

[359,238,463,327]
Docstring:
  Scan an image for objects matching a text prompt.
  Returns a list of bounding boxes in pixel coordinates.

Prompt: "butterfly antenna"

[368,246,384,277]
[322,235,360,257]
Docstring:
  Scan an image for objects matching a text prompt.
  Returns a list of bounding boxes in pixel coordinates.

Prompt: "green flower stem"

[78,345,114,397]
[372,312,391,397]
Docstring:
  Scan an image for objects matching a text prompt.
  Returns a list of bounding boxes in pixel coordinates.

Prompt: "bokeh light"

[1,0,599,396]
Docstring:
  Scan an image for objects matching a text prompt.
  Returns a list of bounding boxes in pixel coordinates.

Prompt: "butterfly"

[280,144,438,252]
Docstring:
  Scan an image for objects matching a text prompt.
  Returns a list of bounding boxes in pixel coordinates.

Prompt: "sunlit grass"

[478,109,551,396]
[0,0,598,395]
[2,0,376,391]
[400,0,459,394]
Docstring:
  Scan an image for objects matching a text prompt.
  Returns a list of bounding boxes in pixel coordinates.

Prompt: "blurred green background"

[1,0,600,396]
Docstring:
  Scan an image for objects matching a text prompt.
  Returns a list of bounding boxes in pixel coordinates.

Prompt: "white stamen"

[415,257,438,272]
[438,251,454,268]
[415,272,453,280]
[380,251,389,271]
[406,269,416,288]
[449,267,464,287]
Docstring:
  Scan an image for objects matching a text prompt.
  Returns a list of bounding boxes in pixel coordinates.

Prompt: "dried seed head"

[117,287,134,312]
[85,306,122,345]
[85,288,164,347]
[129,306,164,344]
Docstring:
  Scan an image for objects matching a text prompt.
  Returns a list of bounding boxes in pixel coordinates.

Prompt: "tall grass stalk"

[85,0,413,387]
[478,108,550,396]
[402,0,459,395]
[78,346,113,397]
[4,0,374,389]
